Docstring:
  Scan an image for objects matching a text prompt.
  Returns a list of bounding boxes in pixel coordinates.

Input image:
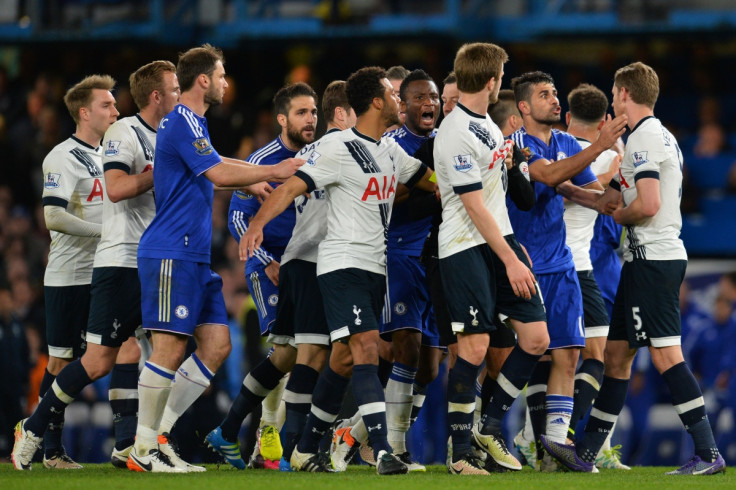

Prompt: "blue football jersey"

[228,135,297,272]
[508,128,597,274]
[385,125,434,255]
[138,104,222,263]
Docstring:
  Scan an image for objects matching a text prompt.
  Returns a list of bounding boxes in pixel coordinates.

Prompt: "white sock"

[158,354,214,435]
[351,417,369,445]
[522,406,534,441]
[260,373,287,428]
[135,361,175,452]
[385,364,415,454]
[474,394,483,425]
[545,394,573,443]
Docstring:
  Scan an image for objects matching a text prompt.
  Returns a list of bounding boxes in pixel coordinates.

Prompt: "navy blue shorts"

[45,285,89,359]
[318,268,385,342]
[439,237,546,337]
[87,267,142,348]
[274,259,329,346]
[138,258,228,336]
[609,259,686,349]
[578,270,609,339]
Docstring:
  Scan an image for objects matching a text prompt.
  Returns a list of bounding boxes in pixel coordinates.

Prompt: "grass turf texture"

[0,463,731,489]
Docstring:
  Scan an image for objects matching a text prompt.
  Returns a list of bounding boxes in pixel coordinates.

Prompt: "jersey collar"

[135,113,157,133]
[71,134,99,151]
[351,127,380,145]
[456,102,485,119]
[630,115,655,135]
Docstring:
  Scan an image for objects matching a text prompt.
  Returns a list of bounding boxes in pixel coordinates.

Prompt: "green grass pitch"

[0,463,731,489]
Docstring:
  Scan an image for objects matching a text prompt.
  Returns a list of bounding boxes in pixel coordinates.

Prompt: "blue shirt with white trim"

[228,135,297,272]
[138,104,222,263]
[508,127,597,274]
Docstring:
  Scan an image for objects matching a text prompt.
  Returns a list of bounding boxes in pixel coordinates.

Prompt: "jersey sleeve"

[295,140,341,192]
[567,136,598,187]
[436,129,483,194]
[395,144,427,188]
[630,132,663,182]
[170,116,222,176]
[102,120,136,174]
[41,147,77,208]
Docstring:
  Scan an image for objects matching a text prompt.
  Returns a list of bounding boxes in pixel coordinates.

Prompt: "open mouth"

[421,111,435,124]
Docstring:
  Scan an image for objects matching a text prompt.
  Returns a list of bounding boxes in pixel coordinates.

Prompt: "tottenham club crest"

[469,306,479,327]
[453,154,473,172]
[175,305,189,319]
[353,305,362,326]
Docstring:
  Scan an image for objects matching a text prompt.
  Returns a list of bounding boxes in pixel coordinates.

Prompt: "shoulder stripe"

[248,142,281,165]
[178,106,204,138]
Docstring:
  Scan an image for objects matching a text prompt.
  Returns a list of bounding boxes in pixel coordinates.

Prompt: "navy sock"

[38,369,62,456]
[570,358,604,438]
[281,364,319,460]
[663,362,719,462]
[352,364,391,458]
[297,365,349,454]
[39,369,55,398]
[526,358,550,458]
[579,376,628,462]
[481,345,541,435]
[409,382,427,426]
[26,360,92,440]
[480,376,496,415]
[221,358,285,442]
[109,363,139,450]
[378,356,393,389]
[447,356,479,461]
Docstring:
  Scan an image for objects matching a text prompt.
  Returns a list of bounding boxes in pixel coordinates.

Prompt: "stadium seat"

[683,154,735,190]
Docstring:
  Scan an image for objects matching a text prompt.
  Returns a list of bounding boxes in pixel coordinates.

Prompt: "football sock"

[159,352,214,435]
[385,362,416,454]
[260,373,287,429]
[579,376,628,463]
[526,359,550,458]
[281,364,319,460]
[109,363,139,450]
[135,361,175,452]
[409,381,427,426]
[545,394,573,443]
[570,358,604,439]
[447,356,478,461]
[297,365,349,454]
[352,363,392,458]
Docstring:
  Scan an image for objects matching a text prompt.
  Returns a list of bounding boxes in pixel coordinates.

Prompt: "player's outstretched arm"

[459,190,536,299]
[240,175,308,260]
[530,114,627,187]
[44,205,102,237]
[205,157,305,188]
[557,181,620,215]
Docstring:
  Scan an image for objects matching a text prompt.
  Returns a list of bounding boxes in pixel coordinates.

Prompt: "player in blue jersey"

[207,82,318,470]
[117,45,302,473]
[542,61,725,476]
[507,71,626,470]
[376,69,441,470]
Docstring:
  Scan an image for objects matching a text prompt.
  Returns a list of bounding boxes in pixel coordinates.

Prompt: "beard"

[204,86,222,107]
[382,104,400,128]
[532,110,560,126]
[287,122,315,147]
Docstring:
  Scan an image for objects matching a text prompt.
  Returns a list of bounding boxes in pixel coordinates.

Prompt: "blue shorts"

[318,268,385,342]
[537,267,585,349]
[138,258,228,336]
[247,264,279,336]
[380,253,440,347]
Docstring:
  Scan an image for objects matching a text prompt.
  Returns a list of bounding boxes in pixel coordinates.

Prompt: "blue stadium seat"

[683,154,735,190]
[681,215,736,256]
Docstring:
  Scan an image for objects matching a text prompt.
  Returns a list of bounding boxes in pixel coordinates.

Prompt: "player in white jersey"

[88,61,182,469]
[561,83,629,470]
[434,43,549,476]
[206,80,356,470]
[12,75,119,470]
[241,67,434,475]
[542,62,725,476]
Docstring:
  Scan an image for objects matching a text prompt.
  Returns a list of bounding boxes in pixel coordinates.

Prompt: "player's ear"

[518,100,530,115]
[565,112,571,126]
[399,100,407,112]
[276,113,287,128]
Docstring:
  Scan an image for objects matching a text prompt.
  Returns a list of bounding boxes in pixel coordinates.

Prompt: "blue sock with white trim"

[297,365,350,454]
[447,356,479,462]
[109,363,139,450]
[578,376,628,462]
[352,363,392,459]
[281,364,319,460]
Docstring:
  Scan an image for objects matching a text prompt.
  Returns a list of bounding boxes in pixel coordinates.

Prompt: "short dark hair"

[443,71,457,86]
[176,44,224,92]
[346,66,387,118]
[567,83,609,124]
[272,82,318,117]
[488,89,518,128]
[322,80,350,124]
[398,69,434,102]
[386,65,410,81]
[511,71,555,105]
[129,60,177,110]
[614,61,659,109]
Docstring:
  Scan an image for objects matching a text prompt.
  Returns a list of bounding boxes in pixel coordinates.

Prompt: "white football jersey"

[434,103,514,259]
[95,115,157,268]
[613,116,687,261]
[280,130,342,265]
[296,127,425,276]
[563,140,619,271]
[42,136,104,286]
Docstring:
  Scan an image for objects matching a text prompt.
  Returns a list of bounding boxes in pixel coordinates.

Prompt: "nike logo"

[131,454,152,472]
